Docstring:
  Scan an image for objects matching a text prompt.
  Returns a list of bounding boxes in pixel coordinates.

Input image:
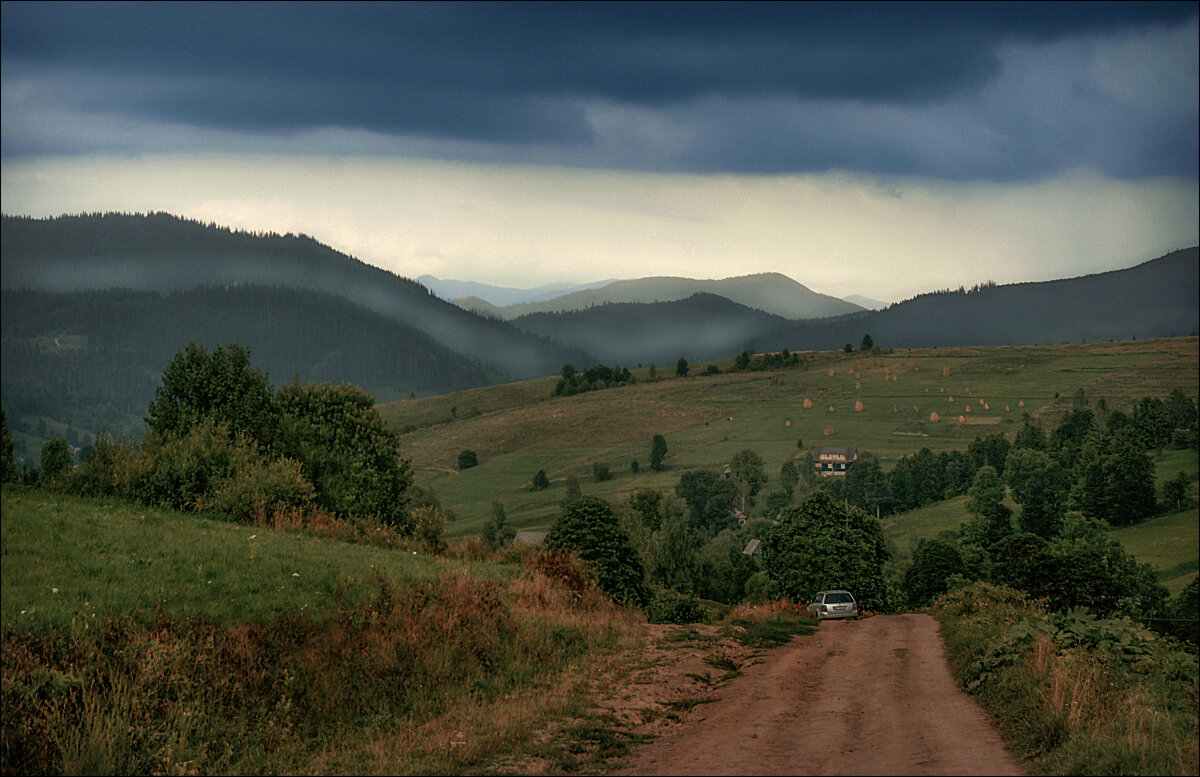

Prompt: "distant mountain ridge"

[454,272,865,321]
[756,248,1199,351]
[418,275,618,307]
[493,248,1199,366]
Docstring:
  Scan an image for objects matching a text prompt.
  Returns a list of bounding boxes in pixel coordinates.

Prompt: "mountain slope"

[464,273,864,320]
[511,293,791,366]
[1,285,497,439]
[758,248,1199,351]
[1,213,590,380]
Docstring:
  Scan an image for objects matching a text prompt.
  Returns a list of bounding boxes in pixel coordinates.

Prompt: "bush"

[646,590,706,624]
[65,431,136,498]
[457,450,478,469]
[203,456,316,523]
[592,462,611,482]
[546,496,649,607]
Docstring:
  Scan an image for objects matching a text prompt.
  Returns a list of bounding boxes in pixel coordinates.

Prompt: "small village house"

[812,446,859,476]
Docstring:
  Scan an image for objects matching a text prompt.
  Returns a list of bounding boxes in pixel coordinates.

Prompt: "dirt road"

[617,613,1022,776]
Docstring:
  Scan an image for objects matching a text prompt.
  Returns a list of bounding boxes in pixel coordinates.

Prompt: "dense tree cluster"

[553,363,635,396]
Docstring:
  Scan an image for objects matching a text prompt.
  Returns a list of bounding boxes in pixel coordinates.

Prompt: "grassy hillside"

[0,486,645,774]
[381,337,1199,596]
[384,338,1197,528]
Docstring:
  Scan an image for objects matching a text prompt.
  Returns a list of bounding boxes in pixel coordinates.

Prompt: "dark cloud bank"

[3,2,1196,179]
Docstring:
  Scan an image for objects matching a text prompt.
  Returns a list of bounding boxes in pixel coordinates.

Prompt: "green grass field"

[0,488,511,631]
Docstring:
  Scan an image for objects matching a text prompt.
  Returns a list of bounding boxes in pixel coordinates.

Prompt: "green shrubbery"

[646,589,706,624]
[933,582,1198,775]
[48,343,421,539]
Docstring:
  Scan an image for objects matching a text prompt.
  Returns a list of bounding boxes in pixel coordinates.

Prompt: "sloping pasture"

[381,338,1198,538]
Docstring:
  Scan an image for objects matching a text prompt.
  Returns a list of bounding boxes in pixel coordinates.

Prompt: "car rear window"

[826,593,854,603]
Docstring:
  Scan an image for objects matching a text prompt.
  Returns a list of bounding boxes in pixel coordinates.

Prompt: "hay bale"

[855,381,862,390]
[824,423,835,437]
[948,395,954,403]
[914,405,919,413]
[828,405,836,412]
[985,403,990,410]
[855,400,865,412]
[803,397,814,409]
[965,387,971,394]
[1019,400,1025,407]
[828,368,836,378]
[893,405,899,414]
[785,419,792,427]
[978,398,985,405]
[942,366,951,377]
[965,405,972,413]
[930,411,940,423]
[1005,405,1011,412]
[958,415,966,423]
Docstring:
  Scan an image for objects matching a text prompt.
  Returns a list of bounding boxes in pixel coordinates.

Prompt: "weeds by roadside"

[933,582,1199,776]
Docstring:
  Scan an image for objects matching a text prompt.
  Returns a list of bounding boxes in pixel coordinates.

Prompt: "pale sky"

[2,3,1197,303]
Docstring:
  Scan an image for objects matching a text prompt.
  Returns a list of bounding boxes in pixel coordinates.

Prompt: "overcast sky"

[2,2,1197,302]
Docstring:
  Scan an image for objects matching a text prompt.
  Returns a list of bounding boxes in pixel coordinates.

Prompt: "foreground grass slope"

[0,487,641,775]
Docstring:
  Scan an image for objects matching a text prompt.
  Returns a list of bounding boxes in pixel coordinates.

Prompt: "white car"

[808,590,858,620]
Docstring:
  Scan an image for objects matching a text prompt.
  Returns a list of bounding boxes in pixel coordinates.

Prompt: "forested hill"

[0,213,590,379]
[512,293,791,366]
[1,286,497,439]
[756,247,1199,351]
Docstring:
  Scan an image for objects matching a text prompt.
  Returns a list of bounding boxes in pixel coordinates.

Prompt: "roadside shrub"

[646,589,706,624]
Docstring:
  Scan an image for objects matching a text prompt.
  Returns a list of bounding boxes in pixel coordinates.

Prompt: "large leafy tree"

[650,434,668,471]
[146,342,276,446]
[729,448,767,509]
[546,496,649,607]
[40,437,72,481]
[903,537,965,608]
[675,469,738,534]
[274,381,413,531]
[760,491,890,610]
[1004,448,1068,538]
[1099,437,1156,526]
[962,465,1014,548]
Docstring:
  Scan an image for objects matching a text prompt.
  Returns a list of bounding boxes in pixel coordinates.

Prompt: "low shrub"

[646,590,706,624]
